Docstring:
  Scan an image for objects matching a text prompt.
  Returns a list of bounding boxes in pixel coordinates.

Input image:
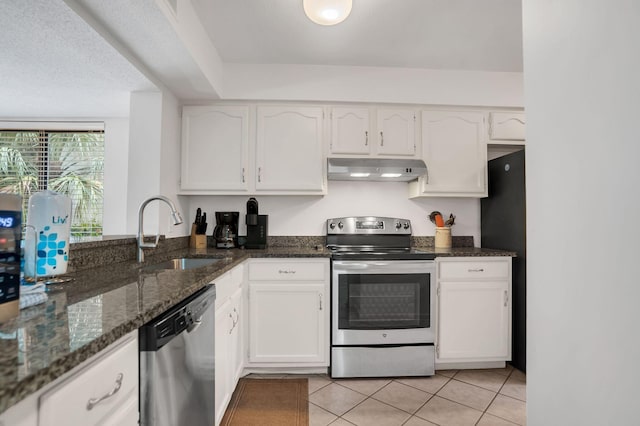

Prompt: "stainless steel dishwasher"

[139,285,216,426]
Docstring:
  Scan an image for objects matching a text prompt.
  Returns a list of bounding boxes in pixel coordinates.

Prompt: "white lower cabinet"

[247,259,330,366]
[435,257,512,364]
[213,265,244,426]
[39,332,138,426]
[0,331,139,426]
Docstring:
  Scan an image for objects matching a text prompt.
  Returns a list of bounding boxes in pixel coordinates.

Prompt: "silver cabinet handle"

[278,269,296,274]
[365,131,368,146]
[319,294,323,311]
[258,167,262,182]
[468,268,484,272]
[380,131,384,146]
[87,373,123,410]
[242,167,245,183]
[504,290,509,307]
[229,308,239,334]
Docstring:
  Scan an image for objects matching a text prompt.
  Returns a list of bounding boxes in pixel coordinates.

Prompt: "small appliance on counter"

[0,193,21,323]
[213,211,239,249]
[245,197,268,249]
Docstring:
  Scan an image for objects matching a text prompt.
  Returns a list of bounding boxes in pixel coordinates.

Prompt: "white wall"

[102,118,129,235]
[187,181,480,241]
[126,91,162,235]
[523,1,640,424]
[159,90,190,237]
[222,64,524,108]
[124,90,189,237]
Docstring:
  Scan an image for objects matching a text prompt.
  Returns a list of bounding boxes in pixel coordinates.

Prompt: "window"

[0,129,104,239]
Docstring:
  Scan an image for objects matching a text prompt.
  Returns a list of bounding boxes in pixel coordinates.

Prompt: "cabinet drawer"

[38,334,138,426]
[249,260,327,281]
[439,260,510,280]
[214,265,243,309]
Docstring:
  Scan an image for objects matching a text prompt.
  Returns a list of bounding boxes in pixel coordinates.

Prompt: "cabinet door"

[489,112,525,143]
[229,288,243,387]
[419,111,487,196]
[376,109,417,156]
[437,280,510,360]
[181,105,249,191]
[214,299,232,426]
[38,333,138,426]
[330,107,370,155]
[249,283,326,364]
[255,106,325,192]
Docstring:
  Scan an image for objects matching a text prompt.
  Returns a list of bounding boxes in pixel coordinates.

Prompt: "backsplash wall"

[186,180,480,244]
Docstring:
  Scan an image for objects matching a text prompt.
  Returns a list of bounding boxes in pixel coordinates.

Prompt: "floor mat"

[221,378,309,426]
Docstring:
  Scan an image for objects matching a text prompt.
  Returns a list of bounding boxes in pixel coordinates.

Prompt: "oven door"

[332,260,436,346]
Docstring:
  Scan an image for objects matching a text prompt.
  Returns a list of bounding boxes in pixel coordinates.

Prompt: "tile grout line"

[472,367,523,426]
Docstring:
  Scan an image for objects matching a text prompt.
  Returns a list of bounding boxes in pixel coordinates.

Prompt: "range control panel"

[326,217,412,235]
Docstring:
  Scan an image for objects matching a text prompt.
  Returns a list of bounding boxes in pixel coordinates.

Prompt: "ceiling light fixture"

[303,0,353,26]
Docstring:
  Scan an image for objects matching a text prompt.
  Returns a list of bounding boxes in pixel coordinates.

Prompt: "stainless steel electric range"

[327,216,436,378]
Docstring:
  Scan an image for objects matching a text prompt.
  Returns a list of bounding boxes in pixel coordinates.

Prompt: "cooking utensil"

[429,211,442,225]
[435,214,445,227]
[445,214,456,226]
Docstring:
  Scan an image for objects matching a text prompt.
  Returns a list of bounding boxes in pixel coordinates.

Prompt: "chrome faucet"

[137,195,183,263]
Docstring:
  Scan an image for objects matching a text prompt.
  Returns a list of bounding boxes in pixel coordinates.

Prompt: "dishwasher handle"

[139,285,216,351]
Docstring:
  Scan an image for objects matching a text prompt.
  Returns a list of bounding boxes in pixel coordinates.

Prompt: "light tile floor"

[310,367,525,426]
[253,366,526,426]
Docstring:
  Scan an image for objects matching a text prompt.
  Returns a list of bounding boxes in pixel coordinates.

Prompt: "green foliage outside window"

[0,130,104,238]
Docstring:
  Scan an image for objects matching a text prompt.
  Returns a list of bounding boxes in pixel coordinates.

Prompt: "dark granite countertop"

[0,242,511,414]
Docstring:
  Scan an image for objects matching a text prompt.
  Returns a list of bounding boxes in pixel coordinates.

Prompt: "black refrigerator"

[481,150,526,372]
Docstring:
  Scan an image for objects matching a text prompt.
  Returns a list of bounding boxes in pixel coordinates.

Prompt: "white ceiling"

[0,0,523,118]
[194,0,523,72]
[0,0,156,118]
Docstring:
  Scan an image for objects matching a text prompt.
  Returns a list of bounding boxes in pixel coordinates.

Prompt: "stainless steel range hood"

[327,158,427,182]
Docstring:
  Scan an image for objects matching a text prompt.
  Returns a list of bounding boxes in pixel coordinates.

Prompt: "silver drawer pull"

[278,269,296,274]
[468,268,484,272]
[87,373,123,410]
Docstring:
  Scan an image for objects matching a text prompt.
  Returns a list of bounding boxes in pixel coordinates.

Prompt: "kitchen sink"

[141,257,220,273]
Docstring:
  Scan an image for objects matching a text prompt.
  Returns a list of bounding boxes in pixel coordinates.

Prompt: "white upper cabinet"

[181,105,249,192]
[329,107,419,158]
[255,106,326,193]
[376,109,417,156]
[181,104,326,195]
[330,107,370,155]
[489,112,526,144]
[410,111,487,197]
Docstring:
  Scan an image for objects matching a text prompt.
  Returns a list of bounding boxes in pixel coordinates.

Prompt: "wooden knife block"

[190,224,207,249]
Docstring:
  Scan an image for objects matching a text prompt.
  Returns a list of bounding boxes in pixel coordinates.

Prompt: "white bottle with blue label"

[24,190,72,278]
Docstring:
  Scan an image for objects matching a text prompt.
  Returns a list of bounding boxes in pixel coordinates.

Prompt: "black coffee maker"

[245,198,268,249]
[213,212,239,249]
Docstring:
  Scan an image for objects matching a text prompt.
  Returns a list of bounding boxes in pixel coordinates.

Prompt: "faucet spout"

[137,195,183,263]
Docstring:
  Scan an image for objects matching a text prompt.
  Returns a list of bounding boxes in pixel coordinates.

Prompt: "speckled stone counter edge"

[0,235,513,415]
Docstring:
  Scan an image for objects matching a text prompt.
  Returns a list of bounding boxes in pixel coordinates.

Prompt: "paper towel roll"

[24,191,72,278]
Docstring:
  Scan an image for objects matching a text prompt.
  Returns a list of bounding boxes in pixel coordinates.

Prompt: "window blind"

[0,129,105,239]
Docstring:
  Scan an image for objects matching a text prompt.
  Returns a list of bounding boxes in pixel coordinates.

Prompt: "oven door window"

[338,273,430,329]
